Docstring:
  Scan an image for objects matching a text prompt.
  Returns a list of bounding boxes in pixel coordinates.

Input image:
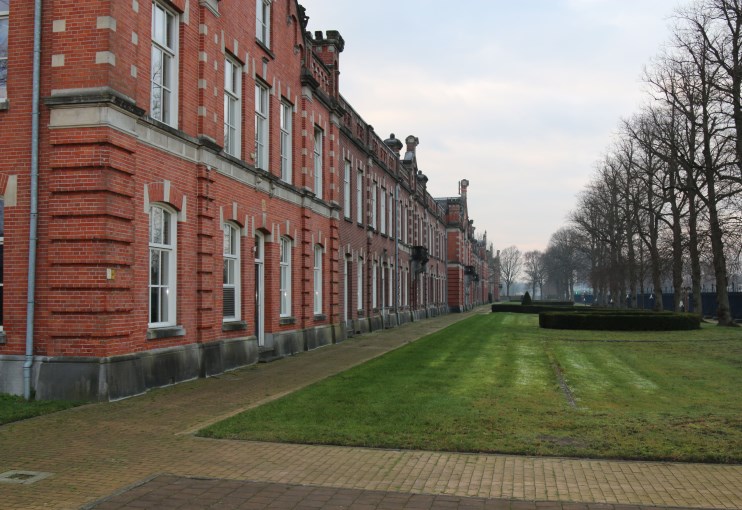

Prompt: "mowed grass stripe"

[200,313,742,463]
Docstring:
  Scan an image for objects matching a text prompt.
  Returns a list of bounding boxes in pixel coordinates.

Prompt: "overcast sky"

[301,0,683,252]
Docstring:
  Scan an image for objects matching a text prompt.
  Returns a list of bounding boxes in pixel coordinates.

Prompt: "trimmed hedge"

[533,300,574,307]
[492,304,576,314]
[539,311,701,331]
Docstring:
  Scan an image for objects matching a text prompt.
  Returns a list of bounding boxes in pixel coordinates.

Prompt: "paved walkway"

[1,307,741,510]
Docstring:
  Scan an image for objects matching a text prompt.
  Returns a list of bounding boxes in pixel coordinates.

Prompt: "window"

[402,205,408,243]
[356,170,363,224]
[0,0,8,100]
[380,187,386,235]
[255,82,269,170]
[280,101,292,183]
[151,1,178,127]
[343,160,351,218]
[388,193,393,236]
[0,197,4,329]
[370,184,377,230]
[313,245,323,315]
[279,237,291,317]
[256,0,270,47]
[372,261,377,309]
[314,127,323,199]
[223,223,240,321]
[149,205,177,326]
[224,57,242,158]
[388,265,394,309]
[357,258,363,311]
[403,269,408,307]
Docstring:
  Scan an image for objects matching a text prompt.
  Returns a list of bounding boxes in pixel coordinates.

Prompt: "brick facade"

[0,0,494,401]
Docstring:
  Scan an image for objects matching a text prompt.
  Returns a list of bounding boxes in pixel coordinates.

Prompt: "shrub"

[539,311,701,331]
[521,291,532,305]
[492,304,575,314]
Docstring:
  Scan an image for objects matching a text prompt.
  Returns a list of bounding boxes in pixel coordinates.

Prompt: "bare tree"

[499,246,522,298]
[523,250,546,299]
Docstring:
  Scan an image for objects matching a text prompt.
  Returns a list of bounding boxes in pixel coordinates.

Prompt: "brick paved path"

[1,307,741,510]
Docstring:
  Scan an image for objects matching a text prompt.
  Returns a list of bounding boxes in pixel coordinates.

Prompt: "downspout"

[394,184,399,317]
[24,0,43,400]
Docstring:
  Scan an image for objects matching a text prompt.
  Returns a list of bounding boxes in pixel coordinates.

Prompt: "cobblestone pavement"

[84,475,707,510]
[1,308,741,510]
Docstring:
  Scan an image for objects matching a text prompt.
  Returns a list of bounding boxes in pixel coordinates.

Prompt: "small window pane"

[0,1,9,11]
[150,250,161,285]
[162,209,171,245]
[153,5,165,44]
[166,11,175,49]
[0,18,7,57]
[160,287,169,321]
[161,250,170,283]
[223,287,235,317]
[150,287,160,322]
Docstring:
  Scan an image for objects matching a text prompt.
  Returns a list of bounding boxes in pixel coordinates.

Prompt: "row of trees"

[535,0,742,325]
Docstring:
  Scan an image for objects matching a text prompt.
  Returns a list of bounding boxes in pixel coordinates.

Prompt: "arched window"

[223,223,240,321]
[149,204,177,326]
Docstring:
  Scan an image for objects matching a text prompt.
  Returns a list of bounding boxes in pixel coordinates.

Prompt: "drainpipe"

[24,0,43,400]
[394,184,399,316]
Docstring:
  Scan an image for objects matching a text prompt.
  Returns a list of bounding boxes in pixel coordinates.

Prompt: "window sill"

[222,320,247,332]
[147,325,186,340]
[279,316,296,325]
[0,99,8,111]
[343,216,353,223]
[255,39,276,59]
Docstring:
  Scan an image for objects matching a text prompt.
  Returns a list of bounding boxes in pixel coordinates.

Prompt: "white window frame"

[370,184,377,230]
[224,56,242,158]
[357,257,363,311]
[151,1,178,127]
[343,160,351,219]
[149,204,177,327]
[0,0,8,100]
[313,244,323,315]
[223,222,241,321]
[314,127,323,199]
[256,0,271,47]
[279,236,292,317]
[356,170,363,224]
[280,101,292,184]
[380,187,386,235]
[255,82,269,170]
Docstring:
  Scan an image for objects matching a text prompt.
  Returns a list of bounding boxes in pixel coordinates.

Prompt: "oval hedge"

[539,311,701,331]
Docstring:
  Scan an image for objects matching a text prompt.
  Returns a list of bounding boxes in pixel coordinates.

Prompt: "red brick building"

[0,0,493,401]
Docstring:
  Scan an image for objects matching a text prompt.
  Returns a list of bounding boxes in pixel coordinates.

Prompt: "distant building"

[0,0,493,401]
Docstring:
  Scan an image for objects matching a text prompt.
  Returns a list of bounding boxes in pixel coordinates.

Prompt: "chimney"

[405,135,419,154]
[384,133,403,155]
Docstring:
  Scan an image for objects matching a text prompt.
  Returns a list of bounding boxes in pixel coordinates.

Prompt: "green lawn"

[199,313,742,463]
[0,394,84,425]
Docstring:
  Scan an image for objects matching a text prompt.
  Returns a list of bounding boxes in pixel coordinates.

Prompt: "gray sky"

[301,0,682,252]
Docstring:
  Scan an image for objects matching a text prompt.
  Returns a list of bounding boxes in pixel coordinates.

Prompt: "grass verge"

[199,313,742,463]
[0,394,84,426]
